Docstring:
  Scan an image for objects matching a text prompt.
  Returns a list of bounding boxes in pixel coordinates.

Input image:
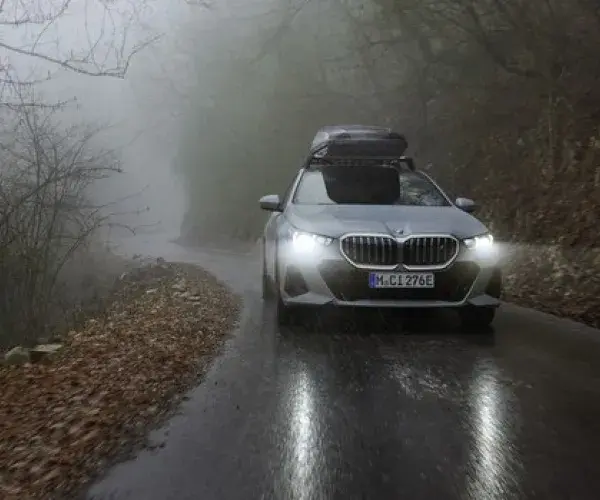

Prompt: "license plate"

[369,272,435,289]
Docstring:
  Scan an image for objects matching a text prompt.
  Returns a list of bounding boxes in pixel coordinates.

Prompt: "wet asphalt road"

[87,236,600,500]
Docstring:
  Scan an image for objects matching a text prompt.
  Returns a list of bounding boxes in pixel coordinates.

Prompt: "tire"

[276,294,293,326]
[273,242,293,326]
[459,306,496,330]
[261,251,273,300]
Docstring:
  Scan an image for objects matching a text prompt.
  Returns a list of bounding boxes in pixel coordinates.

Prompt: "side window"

[280,171,301,208]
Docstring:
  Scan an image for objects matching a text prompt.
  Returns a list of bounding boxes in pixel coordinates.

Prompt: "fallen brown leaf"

[0,261,240,499]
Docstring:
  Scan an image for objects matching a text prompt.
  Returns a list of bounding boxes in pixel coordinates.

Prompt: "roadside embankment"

[501,243,600,328]
[0,260,240,500]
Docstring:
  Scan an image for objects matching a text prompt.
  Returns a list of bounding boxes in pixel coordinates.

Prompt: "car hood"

[286,204,488,239]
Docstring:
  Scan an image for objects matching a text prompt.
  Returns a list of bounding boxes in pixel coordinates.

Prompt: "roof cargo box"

[310,125,396,149]
[309,124,409,160]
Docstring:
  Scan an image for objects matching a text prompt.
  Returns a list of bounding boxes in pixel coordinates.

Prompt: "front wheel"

[458,306,496,330]
[261,251,273,300]
[273,242,294,326]
[276,294,293,326]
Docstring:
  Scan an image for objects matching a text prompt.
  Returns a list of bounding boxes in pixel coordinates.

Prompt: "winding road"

[87,235,600,500]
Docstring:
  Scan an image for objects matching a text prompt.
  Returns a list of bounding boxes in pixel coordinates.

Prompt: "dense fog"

[5,0,599,243]
[2,0,600,344]
[172,0,412,242]
[3,0,410,242]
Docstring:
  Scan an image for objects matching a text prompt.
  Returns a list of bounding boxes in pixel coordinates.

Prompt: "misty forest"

[174,0,600,325]
[0,0,597,340]
[0,0,598,348]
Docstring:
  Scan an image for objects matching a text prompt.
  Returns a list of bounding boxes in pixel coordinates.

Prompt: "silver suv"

[259,125,502,328]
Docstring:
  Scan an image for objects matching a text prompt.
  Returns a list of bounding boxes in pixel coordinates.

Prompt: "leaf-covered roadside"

[501,244,600,329]
[0,261,240,500]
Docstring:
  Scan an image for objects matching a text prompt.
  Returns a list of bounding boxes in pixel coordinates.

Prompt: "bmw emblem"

[394,228,404,235]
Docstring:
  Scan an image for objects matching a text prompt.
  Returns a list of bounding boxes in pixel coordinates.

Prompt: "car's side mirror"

[455,197,477,213]
[259,194,282,212]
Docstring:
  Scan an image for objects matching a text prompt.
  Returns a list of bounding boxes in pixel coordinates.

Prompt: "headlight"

[464,233,495,258]
[464,233,494,250]
[291,231,334,253]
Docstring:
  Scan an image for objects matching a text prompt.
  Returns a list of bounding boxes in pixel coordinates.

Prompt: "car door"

[264,170,302,279]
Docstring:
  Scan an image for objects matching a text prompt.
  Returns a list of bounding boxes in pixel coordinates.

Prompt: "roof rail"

[306,155,416,171]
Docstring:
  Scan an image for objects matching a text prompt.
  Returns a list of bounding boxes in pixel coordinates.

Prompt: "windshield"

[293,166,450,206]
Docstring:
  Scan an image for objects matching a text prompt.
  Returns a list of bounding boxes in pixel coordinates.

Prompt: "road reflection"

[274,310,525,499]
[466,360,522,499]
[285,360,319,500]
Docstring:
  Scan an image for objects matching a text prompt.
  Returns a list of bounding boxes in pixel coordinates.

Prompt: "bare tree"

[0,0,167,347]
[368,0,600,244]
[0,81,132,345]
[0,0,160,83]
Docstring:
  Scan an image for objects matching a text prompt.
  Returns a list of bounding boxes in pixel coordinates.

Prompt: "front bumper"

[278,241,502,309]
